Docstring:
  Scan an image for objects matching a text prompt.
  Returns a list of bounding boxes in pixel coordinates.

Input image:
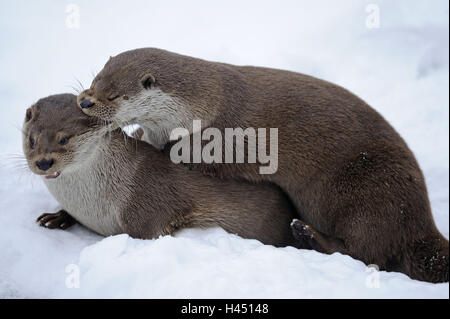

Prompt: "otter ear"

[25,108,32,122]
[141,74,155,89]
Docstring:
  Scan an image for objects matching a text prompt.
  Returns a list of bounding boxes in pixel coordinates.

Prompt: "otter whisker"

[2,153,33,177]
[74,77,85,92]
[68,84,81,95]
[10,123,27,136]
[90,69,98,80]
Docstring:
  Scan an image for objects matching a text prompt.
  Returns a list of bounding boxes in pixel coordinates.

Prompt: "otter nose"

[80,98,95,109]
[36,158,54,171]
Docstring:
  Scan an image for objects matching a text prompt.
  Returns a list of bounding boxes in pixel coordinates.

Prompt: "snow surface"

[0,0,448,298]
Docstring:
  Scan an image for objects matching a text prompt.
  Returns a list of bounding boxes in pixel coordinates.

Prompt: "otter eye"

[29,137,35,149]
[59,137,69,146]
[107,95,119,101]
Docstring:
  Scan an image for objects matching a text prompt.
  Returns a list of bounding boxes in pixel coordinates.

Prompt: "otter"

[23,93,300,247]
[77,48,448,283]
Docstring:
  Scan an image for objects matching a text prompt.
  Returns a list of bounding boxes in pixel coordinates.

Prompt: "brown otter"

[23,93,300,247]
[77,48,448,283]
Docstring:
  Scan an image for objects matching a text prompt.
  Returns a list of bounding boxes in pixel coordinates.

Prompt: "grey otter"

[23,93,299,247]
[78,48,449,283]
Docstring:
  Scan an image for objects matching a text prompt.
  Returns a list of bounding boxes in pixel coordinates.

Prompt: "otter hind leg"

[36,210,76,230]
[291,219,347,254]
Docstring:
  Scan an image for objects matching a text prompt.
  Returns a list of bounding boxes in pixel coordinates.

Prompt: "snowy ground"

[0,0,448,298]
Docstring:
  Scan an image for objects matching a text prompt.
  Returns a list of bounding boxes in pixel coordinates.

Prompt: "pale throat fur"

[43,133,134,236]
[115,88,211,150]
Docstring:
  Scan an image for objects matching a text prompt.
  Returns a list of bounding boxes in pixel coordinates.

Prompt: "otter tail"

[400,233,449,283]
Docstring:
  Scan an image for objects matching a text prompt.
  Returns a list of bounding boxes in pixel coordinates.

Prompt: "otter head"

[23,94,103,179]
[77,49,158,125]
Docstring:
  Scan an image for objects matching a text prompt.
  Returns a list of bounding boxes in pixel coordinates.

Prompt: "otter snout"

[77,89,117,121]
[36,158,54,171]
[80,98,95,109]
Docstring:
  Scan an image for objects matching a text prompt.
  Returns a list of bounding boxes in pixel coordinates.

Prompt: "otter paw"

[290,219,314,240]
[291,219,329,253]
[290,219,319,251]
[36,210,76,230]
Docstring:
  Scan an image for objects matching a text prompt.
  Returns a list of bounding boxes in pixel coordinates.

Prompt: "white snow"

[0,0,448,298]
